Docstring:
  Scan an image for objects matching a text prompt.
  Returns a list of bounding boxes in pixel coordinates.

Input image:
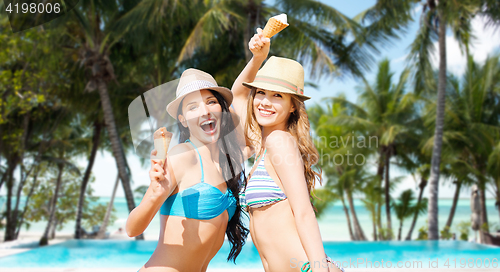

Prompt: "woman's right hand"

[126,149,173,237]
[249,28,270,61]
[149,149,170,199]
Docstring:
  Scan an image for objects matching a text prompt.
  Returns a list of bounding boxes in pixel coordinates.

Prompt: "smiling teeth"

[259,109,274,115]
[200,120,215,126]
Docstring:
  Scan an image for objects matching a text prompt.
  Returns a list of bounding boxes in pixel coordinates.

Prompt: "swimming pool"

[0,240,499,269]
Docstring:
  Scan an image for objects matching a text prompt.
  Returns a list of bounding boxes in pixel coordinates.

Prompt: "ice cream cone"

[262,17,288,38]
[153,127,172,165]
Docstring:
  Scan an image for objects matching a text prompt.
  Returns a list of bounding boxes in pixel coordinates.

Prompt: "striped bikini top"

[241,149,287,209]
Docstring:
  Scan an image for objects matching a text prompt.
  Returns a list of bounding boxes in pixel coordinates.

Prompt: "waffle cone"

[153,128,172,165]
[163,135,171,157]
[262,17,288,38]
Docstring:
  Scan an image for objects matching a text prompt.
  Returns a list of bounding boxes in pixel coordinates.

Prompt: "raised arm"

[230,28,270,159]
[231,28,270,115]
[266,131,335,272]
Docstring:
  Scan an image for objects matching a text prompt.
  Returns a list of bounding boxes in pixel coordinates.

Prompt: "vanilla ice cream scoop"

[273,13,287,24]
[262,13,289,38]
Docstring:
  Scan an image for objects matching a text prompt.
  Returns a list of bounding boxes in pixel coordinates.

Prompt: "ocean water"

[1,197,498,241]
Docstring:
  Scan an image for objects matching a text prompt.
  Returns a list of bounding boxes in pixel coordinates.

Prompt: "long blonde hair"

[245,88,322,196]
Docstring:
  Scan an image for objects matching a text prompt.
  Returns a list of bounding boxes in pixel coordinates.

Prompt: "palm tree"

[309,103,359,240]
[416,55,500,240]
[406,0,500,240]
[443,55,500,240]
[39,120,82,245]
[309,101,371,240]
[53,2,142,238]
[74,118,102,239]
[396,121,431,241]
[96,174,120,239]
[116,0,376,88]
[361,178,384,241]
[342,168,369,241]
[311,186,339,218]
[488,143,500,223]
[0,15,72,241]
[328,59,418,240]
[441,160,477,231]
[393,189,427,240]
[323,168,357,241]
[51,52,106,240]
[404,174,428,240]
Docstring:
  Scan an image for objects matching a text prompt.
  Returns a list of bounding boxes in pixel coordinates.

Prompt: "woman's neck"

[189,137,220,162]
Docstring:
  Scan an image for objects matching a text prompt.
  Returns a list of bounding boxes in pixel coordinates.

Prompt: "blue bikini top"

[160,139,237,221]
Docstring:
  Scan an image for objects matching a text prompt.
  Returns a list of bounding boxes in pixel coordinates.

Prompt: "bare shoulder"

[167,143,197,170]
[265,130,297,153]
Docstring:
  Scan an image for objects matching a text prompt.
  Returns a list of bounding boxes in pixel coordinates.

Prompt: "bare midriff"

[139,212,229,272]
[249,199,308,272]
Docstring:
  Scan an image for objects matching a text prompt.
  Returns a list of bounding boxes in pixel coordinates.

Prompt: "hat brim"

[166,87,233,118]
[242,82,311,101]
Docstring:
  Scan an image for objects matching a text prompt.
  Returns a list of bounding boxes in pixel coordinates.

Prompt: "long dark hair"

[176,90,249,263]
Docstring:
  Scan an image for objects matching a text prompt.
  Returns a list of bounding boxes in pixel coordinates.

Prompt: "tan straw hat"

[243,56,310,101]
[166,68,233,118]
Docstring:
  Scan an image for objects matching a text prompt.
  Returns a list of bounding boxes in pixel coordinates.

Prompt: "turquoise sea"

[1,197,498,241]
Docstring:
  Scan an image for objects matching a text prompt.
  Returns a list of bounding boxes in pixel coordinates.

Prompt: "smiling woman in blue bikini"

[126,69,248,272]
[230,29,345,272]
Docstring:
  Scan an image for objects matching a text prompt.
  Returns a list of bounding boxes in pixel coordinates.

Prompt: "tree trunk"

[385,150,393,240]
[75,120,101,239]
[377,153,384,240]
[15,165,41,239]
[372,209,378,241]
[398,221,403,241]
[346,188,367,240]
[49,218,58,239]
[428,6,447,241]
[405,177,427,240]
[96,80,142,240]
[4,156,19,242]
[496,178,500,225]
[40,163,64,246]
[15,116,56,239]
[0,170,7,194]
[11,113,31,236]
[341,198,356,240]
[479,182,489,242]
[377,197,384,240]
[97,174,120,239]
[445,180,461,229]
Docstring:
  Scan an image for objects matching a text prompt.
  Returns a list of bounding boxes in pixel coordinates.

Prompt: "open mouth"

[200,119,217,134]
[258,108,275,117]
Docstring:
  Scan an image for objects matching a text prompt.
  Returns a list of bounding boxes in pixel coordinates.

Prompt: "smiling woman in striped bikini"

[229,29,345,272]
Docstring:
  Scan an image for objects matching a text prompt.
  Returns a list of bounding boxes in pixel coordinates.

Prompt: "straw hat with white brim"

[242,56,311,101]
[166,68,233,118]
